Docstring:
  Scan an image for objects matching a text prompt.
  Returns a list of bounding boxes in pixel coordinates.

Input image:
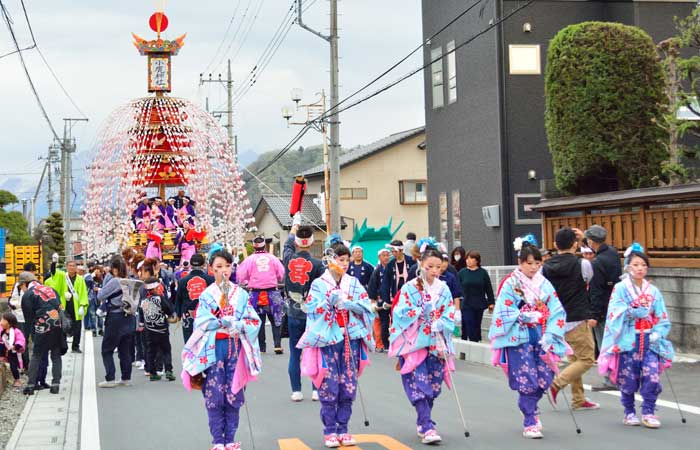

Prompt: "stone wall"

[482,266,700,353]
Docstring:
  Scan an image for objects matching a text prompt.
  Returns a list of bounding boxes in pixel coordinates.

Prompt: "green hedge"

[545,22,668,194]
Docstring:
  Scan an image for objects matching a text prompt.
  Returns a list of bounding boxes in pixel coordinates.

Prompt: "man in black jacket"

[584,225,622,391]
[174,254,213,343]
[19,272,63,395]
[283,219,324,402]
[543,228,599,410]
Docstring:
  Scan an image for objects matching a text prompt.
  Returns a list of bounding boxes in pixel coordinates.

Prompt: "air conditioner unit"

[482,205,500,228]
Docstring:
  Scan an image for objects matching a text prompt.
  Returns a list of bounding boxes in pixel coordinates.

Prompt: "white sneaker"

[312,390,319,401]
[291,391,303,402]
[118,380,132,387]
[338,433,356,446]
[98,381,118,388]
[623,413,641,426]
[421,429,442,444]
[642,414,661,429]
[523,425,543,439]
[324,434,340,448]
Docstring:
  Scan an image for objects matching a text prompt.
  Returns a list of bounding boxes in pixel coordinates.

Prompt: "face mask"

[453,255,461,262]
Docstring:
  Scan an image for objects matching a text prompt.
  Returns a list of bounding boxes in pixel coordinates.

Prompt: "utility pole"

[60,118,88,260]
[46,142,60,213]
[200,59,236,162]
[297,0,341,234]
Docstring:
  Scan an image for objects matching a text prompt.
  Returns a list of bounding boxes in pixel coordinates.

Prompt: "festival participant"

[298,240,374,448]
[181,250,262,450]
[140,276,176,381]
[19,271,64,395]
[367,248,391,351]
[97,256,142,388]
[145,226,163,261]
[379,240,414,353]
[389,242,456,445]
[175,254,214,343]
[347,246,374,289]
[283,215,324,402]
[170,189,190,209]
[181,196,196,220]
[134,193,150,231]
[177,220,197,265]
[598,244,674,429]
[166,197,178,228]
[46,260,89,353]
[488,237,568,439]
[86,265,105,337]
[237,235,286,354]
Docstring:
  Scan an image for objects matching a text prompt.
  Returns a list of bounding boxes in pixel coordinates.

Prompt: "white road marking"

[583,384,700,415]
[81,331,102,450]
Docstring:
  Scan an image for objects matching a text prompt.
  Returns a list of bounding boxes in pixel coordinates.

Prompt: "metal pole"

[321,91,331,232]
[227,59,235,162]
[328,0,341,235]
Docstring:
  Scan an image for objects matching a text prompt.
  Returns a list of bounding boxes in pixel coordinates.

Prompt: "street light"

[291,88,303,105]
[282,106,293,123]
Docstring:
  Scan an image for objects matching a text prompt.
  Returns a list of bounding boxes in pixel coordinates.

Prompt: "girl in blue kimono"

[389,244,456,446]
[488,240,568,439]
[181,250,262,450]
[298,242,375,449]
[598,245,674,429]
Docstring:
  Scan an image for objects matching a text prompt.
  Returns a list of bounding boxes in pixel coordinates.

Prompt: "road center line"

[81,331,101,450]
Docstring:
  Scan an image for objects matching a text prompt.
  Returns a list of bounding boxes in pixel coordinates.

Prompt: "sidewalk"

[5,348,83,450]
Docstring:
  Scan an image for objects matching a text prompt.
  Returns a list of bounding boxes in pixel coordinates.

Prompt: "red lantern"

[290,176,306,217]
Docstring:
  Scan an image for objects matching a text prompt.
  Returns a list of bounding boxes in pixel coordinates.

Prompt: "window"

[430,47,444,109]
[451,189,461,248]
[509,44,541,75]
[400,180,428,204]
[446,41,457,104]
[340,188,367,200]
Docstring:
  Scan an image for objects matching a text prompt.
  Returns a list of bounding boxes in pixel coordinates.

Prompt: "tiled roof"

[254,194,345,230]
[301,126,425,177]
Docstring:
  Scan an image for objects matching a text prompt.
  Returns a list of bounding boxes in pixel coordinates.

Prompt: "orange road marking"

[278,434,411,449]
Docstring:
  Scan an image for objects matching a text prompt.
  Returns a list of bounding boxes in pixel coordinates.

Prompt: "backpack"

[118,279,144,316]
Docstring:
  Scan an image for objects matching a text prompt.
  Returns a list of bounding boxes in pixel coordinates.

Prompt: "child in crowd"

[1,312,26,388]
[139,277,176,381]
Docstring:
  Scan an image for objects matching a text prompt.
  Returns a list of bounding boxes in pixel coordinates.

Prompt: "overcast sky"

[0,0,424,209]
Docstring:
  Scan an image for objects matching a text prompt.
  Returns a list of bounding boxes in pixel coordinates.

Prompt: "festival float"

[83,10,254,262]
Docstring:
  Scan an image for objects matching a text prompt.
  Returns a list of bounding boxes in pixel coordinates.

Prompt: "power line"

[227,0,266,66]
[232,2,296,105]
[20,0,87,119]
[0,0,59,141]
[202,0,243,74]
[315,0,533,124]
[212,0,257,74]
[324,0,487,119]
[253,0,533,176]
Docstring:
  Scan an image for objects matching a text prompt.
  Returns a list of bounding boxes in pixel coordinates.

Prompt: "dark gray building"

[422,0,694,264]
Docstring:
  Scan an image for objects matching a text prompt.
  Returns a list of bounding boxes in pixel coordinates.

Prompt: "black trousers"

[102,314,134,382]
[145,330,172,372]
[258,310,282,352]
[461,307,485,342]
[1,346,21,379]
[66,305,81,350]
[28,328,62,387]
[378,309,391,350]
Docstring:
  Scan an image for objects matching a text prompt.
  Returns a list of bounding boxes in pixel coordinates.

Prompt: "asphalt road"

[92,325,700,450]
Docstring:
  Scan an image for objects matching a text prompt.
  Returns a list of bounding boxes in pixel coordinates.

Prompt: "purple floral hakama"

[399,354,444,434]
[505,339,554,427]
[318,340,362,435]
[202,338,245,446]
[618,333,662,416]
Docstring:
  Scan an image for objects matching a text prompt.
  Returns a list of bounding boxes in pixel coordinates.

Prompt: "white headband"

[145,281,160,290]
[377,248,390,256]
[295,234,314,247]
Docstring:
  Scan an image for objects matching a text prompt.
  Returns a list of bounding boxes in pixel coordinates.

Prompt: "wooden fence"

[542,205,700,267]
